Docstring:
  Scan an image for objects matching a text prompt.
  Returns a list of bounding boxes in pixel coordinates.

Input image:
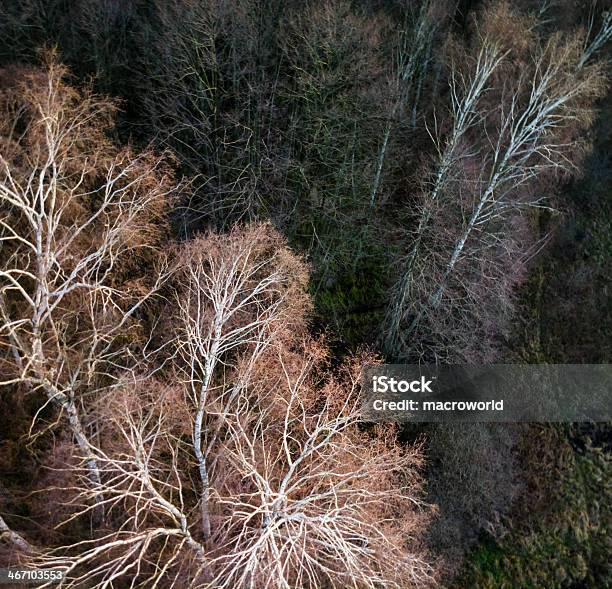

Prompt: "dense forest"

[0,1,610,587]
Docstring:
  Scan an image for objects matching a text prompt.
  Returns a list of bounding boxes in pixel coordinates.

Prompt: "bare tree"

[33,384,208,588]
[207,350,433,589]
[383,37,505,354]
[171,224,310,540]
[383,3,609,360]
[138,0,285,230]
[166,223,433,587]
[20,222,432,588]
[0,57,177,514]
[425,30,606,317]
[578,8,612,69]
[369,1,437,209]
[30,348,432,588]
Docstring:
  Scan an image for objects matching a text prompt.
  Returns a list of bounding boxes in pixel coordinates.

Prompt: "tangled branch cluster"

[0,57,433,588]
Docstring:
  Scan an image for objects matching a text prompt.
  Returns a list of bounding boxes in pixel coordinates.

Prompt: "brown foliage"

[16,221,433,588]
[0,52,176,392]
[1,59,432,586]
[0,53,179,553]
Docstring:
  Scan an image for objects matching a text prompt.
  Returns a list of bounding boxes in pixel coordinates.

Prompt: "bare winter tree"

[30,350,433,589]
[383,2,609,361]
[171,223,310,541]
[0,56,177,514]
[206,350,433,589]
[428,37,604,304]
[383,36,506,354]
[369,0,437,209]
[3,3,610,588]
[0,62,434,585]
[578,8,612,69]
[19,223,433,588]
[138,0,287,231]
[30,383,209,588]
